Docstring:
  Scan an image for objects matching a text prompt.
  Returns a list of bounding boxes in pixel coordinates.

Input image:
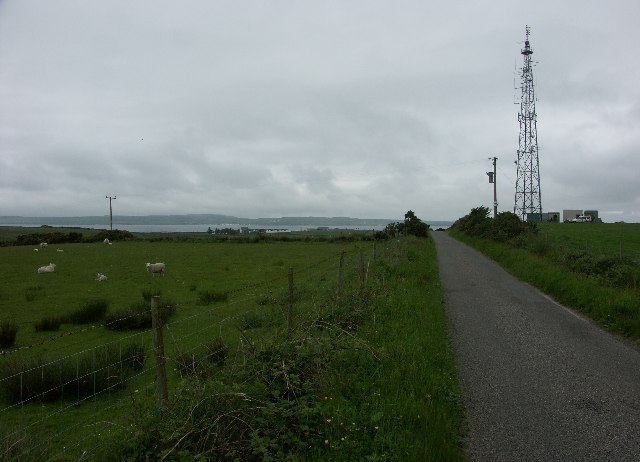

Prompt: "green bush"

[451,207,536,242]
[375,210,431,239]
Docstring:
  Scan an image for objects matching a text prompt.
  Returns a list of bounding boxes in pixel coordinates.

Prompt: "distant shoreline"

[0,214,396,227]
[0,221,454,233]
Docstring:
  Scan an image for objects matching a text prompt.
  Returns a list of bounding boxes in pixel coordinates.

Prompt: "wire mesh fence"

[0,241,395,461]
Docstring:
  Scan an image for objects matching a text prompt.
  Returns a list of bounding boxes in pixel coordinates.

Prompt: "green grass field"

[0,233,465,461]
[536,222,640,260]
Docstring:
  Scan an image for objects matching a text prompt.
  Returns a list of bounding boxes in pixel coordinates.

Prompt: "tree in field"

[375,210,431,239]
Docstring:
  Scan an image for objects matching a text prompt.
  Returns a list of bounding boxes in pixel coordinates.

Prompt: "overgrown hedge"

[450,206,536,242]
[451,206,640,291]
[11,229,135,246]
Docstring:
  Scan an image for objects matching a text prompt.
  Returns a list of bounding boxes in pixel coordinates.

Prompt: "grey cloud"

[0,0,639,221]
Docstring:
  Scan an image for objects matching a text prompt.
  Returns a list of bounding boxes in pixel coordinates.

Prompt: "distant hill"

[0,214,397,227]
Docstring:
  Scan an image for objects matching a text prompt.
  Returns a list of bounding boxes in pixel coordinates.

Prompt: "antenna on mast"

[513,25,542,222]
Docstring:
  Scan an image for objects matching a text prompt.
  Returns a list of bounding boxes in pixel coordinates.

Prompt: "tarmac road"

[432,231,640,462]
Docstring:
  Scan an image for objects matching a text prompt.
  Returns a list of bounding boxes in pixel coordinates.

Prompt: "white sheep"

[39,242,48,249]
[37,263,56,274]
[56,249,64,253]
[95,272,108,282]
[33,248,39,252]
[145,262,165,276]
[103,238,110,244]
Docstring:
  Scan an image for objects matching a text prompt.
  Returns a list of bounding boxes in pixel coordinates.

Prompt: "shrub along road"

[432,231,640,461]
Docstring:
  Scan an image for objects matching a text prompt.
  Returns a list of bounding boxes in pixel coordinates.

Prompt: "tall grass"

[0,321,18,349]
[64,299,109,324]
[0,343,145,404]
[104,300,176,330]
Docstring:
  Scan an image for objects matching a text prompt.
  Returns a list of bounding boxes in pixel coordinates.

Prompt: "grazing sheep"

[95,272,108,282]
[37,263,56,274]
[145,262,165,276]
[56,249,64,253]
[39,242,48,249]
[103,238,110,244]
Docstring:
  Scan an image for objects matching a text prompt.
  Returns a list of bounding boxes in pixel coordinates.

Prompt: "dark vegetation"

[0,321,18,349]
[0,343,145,404]
[34,300,109,332]
[374,210,431,239]
[104,299,177,331]
[1,226,381,247]
[197,289,229,305]
[8,229,136,246]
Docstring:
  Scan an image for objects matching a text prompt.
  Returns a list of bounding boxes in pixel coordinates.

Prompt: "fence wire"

[0,242,388,461]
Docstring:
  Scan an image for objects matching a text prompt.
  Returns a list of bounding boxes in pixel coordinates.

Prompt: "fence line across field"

[1,243,386,461]
[0,246,365,358]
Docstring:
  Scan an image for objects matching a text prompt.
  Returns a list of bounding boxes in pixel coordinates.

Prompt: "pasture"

[0,234,465,461]
[536,222,640,260]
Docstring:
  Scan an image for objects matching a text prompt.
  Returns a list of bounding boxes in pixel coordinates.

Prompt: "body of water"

[2,221,453,233]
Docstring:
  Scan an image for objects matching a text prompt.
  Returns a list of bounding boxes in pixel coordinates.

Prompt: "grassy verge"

[450,230,640,339]
[310,237,465,461]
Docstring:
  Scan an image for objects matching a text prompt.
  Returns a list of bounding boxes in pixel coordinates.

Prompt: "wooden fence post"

[288,268,294,332]
[151,296,169,410]
[336,251,345,297]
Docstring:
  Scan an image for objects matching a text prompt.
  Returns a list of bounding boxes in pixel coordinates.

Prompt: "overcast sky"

[1,0,638,222]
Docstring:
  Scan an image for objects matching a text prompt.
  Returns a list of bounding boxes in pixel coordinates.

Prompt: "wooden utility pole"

[105,195,117,230]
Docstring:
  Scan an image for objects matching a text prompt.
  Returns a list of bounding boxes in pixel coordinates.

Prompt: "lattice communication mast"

[514,26,542,221]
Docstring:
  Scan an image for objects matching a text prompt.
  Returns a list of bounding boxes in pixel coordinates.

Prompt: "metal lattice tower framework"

[514,26,542,221]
